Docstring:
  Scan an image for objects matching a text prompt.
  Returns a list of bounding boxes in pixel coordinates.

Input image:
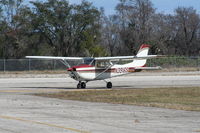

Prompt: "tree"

[0,0,25,58]
[1,0,200,59]
[174,7,200,56]
[100,13,122,56]
[115,0,155,55]
[0,0,106,58]
[30,0,104,57]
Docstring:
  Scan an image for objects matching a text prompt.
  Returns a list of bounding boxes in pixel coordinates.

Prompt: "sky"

[68,0,200,15]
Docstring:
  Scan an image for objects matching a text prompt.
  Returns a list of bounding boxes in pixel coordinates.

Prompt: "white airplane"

[26,44,162,89]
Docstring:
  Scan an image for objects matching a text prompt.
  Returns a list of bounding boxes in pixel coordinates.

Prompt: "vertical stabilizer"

[132,44,150,67]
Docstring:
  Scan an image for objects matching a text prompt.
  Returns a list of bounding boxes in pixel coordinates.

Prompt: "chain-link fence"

[0,59,82,71]
[147,57,200,68]
[0,57,200,71]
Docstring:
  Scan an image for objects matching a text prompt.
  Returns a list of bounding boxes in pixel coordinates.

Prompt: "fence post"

[53,60,56,70]
[174,57,177,69]
[28,59,31,71]
[3,59,6,72]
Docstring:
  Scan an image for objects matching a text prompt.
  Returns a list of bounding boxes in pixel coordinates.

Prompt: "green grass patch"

[35,87,200,111]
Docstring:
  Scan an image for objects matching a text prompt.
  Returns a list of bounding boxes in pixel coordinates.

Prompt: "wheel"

[77,83,81,89]
[81,82,86,89]
[107,82,112,88]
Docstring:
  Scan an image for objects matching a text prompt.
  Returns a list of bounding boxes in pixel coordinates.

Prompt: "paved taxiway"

[0,72,200,133]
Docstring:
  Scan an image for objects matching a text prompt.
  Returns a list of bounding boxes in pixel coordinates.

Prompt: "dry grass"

[35,87,200,111]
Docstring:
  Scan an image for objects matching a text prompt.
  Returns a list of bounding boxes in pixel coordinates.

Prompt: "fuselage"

[67,44,149,82]
[67,63,142,81]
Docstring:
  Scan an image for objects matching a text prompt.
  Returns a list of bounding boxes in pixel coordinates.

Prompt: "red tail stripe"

[140,44,150,49]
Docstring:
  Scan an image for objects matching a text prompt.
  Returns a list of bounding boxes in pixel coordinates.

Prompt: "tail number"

[116,68,129,73]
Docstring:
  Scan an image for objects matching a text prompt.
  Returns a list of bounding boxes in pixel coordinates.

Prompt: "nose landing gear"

[77,81,86,89]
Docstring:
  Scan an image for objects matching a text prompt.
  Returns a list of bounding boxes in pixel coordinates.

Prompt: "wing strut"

[60,59,71,68]
[94,64,113,80]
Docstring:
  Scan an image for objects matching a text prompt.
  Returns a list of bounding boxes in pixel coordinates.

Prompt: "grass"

[34,87,200,111]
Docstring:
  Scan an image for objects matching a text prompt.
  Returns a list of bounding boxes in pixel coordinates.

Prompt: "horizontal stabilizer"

[135,66,162,70]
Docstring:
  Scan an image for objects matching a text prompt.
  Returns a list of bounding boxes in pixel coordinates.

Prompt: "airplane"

[26,44,163,89]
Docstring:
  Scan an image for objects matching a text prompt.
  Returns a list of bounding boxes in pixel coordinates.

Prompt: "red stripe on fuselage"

[75,67,136,72]
[76,68,115,72]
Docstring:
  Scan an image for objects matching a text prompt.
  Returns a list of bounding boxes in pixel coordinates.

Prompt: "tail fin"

[132,44,150,67]
[136,44,150,57]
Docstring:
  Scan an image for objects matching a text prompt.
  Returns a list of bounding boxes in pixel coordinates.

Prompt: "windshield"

[83,58,95,65]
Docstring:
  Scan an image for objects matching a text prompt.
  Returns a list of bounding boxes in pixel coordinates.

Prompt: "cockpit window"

[96,61,110,68]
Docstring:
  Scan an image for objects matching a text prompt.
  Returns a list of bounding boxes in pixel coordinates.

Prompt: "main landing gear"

[77,81,112,89]
[104,80,112,88]
[106,82,112,88]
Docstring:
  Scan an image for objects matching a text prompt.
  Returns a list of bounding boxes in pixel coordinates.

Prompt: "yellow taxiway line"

[0,115,90,133]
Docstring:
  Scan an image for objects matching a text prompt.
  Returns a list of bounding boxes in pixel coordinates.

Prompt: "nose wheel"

[77,82,86,89]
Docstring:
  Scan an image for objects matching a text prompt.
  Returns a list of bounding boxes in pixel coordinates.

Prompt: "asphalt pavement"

[0,72,200,133]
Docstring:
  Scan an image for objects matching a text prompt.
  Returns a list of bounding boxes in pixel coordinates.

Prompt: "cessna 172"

[26,44,162,89]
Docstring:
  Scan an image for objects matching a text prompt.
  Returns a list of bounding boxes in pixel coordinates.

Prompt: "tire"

[77,83,81,89]
[107,82,112,88]
[81,82,86,89]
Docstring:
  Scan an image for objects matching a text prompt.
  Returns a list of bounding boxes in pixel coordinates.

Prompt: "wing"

[25,56,83,60]
[94,55,164,61]
[26,55,165,61]
[25,56,84,68]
